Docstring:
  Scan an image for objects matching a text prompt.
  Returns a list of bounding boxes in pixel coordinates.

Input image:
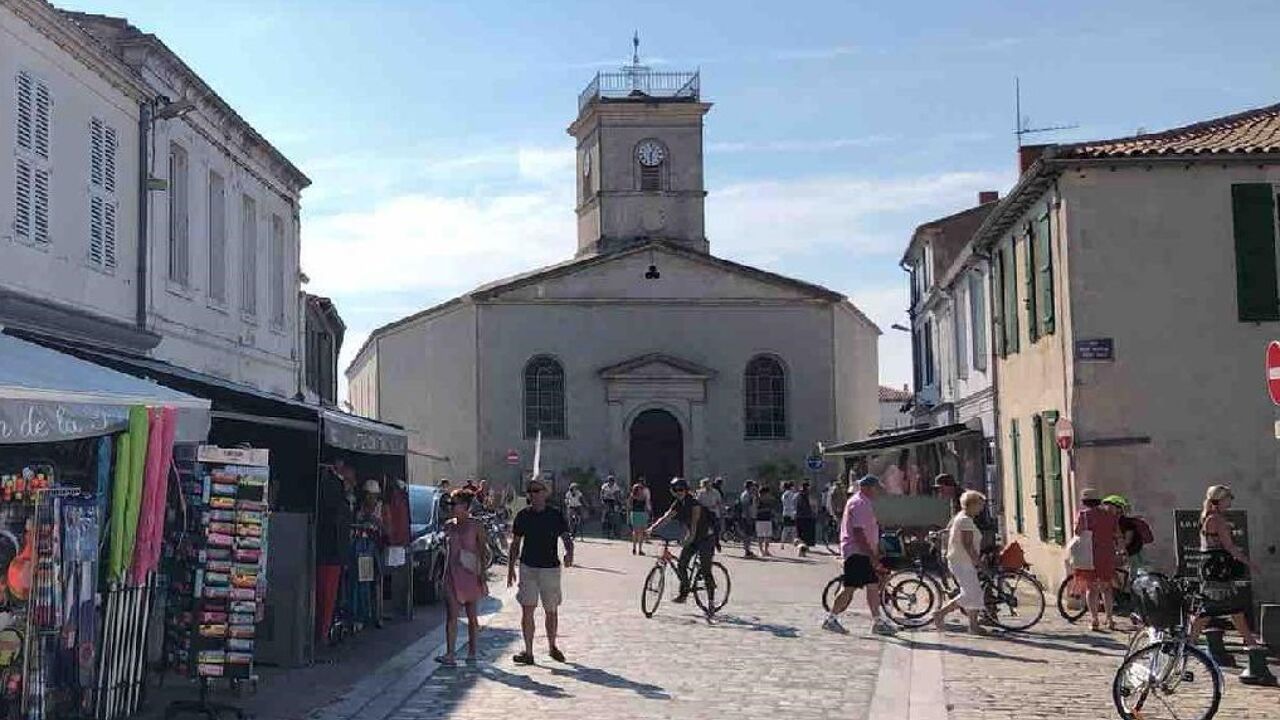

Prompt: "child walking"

[436,489,490,666]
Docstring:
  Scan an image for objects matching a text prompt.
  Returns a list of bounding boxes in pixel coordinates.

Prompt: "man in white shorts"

[507,478,574,665]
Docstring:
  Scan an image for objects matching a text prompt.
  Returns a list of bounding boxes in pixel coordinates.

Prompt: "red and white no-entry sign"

[505,449,520,465]
[1267,341,1280,406]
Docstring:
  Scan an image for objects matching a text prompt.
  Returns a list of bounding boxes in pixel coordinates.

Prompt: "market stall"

[0,333,210,720]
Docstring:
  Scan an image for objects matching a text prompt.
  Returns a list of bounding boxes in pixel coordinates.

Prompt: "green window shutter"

[1232,184,1280,322]
[1010,419,1024,534]
[1042,410,1065,544]
[1002,243,1020,354]
[1037,212,1055,335]
[992,253,1006,358]
[1031,414,1047,541]
[1024,224,1039,342]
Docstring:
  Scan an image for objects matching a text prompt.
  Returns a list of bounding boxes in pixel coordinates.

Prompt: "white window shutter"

[90,118,104,188]
[15,72,33,151]
[14,159,32,239]
[103,125,117,193]
[103,201,117,269]
[208,172,226,301]
[90,195,104,265]
[33,81,50,160]
[241,195,257,315]
[32,167,49,244]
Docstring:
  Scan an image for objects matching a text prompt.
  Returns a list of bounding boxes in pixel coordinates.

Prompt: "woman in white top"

[932,491,987,634]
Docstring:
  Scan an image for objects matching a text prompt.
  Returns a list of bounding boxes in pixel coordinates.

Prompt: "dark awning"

[823,422,981,458]
[321,409,407,456]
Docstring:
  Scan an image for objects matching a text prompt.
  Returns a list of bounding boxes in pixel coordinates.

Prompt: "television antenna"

[1015,77,1078,146]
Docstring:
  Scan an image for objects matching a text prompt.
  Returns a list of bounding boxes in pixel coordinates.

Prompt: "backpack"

[1131,516,1155,545]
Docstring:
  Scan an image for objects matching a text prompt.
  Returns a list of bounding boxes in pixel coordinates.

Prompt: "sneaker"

[872,619,898,636]
[548,647,566,663]
[822,616,849,635]
[672,593,688,604]
[512,652,534,665]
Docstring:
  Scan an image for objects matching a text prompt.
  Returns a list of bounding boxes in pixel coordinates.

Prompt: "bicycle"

[601,502,624,539]
[640,540,731,620]
[1113,574,1222,720]
[566,506,584,539]
[1056,562,1136,623]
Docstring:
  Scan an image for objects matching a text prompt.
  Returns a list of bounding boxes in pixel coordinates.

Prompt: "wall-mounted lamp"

[890,323,910,332]
[154,97,195,121]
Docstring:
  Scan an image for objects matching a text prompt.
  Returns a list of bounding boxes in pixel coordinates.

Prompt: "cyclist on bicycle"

[564,483,585,535]
[600,475,623,536]
[648,477,717,604]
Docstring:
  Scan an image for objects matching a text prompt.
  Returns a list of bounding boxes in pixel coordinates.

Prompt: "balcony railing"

[578,69,700,112]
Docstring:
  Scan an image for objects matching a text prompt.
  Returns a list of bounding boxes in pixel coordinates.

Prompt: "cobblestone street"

[311,540,1279,720]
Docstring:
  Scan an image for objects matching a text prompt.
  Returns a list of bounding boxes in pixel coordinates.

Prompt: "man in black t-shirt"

[507,478,574,665]
[648,477,717,605]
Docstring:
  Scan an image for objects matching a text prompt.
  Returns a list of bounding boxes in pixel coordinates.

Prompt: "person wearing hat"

[648,477,718,606]
[1073,488,1120,632]
[823,475,896,636]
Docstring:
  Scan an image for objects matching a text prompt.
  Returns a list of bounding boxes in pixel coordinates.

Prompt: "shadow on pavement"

[573,565,626,575]
[993,631,1125,656]
[907,639,1049,663]
[548,662,671,700]
[712,613,801,639]
[474,665,572,699]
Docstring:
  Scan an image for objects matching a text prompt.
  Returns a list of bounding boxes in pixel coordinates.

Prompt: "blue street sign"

[806,454,823,471]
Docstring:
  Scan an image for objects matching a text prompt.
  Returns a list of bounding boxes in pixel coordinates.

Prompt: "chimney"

[1019,144,1051,175]
[978,191,999,205]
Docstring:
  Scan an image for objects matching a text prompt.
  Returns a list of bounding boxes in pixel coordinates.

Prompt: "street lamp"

[890,323,910,332]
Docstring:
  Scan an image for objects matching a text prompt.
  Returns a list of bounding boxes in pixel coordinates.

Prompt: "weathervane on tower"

[623,30,650,91]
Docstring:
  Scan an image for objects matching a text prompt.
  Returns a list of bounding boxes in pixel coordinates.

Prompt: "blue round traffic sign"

[805,454,823,471]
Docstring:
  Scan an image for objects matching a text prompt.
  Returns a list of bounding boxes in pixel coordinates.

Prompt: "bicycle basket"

[1130,571,1184,630]
[998,541,1026,571]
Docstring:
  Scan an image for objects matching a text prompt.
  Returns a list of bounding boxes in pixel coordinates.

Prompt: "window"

[1031,411,1065,544]
[954,294,968,380]
[14,71,51,245]
[240,195,257,316]
[1009,419,1024,534]
[88,118,118,268]
[167,143,190,284]
[1230,183,1280,321]
[523,356,566,438]
[744,355,787,439]
[269,214,286,328]
[1036,210,1055,335]
[1024,224,1039,342]
[640,164,661,191]
[208,171,226,302]
[969,272,987,371]
[922,320,935,386]
[995,240,1020,356]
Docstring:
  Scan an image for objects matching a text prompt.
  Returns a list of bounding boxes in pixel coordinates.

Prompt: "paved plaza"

[310,540,1279,720]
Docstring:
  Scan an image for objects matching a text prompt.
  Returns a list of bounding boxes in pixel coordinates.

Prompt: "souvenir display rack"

[164,447,269,720]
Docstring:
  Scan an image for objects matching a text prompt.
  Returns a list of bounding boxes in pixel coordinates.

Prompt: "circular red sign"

[1055,418,1074,450]
[505,449,520,465]
[1267,341,1280,406]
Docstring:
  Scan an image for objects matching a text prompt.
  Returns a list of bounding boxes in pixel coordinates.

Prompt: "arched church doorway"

[629,408,683,515]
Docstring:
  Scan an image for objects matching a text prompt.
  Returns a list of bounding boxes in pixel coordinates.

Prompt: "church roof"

[347,240,870,376]
[598,353,717,379]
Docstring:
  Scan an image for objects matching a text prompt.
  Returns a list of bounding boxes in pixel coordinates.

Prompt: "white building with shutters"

[976,102,1280,603]
[1,1,310,398]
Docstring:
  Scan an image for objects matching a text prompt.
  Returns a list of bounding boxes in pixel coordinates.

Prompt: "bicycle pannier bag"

[1131,571,1184,630]
[999,541,1026,571]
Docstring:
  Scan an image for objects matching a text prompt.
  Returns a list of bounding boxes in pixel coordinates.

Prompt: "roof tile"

[1060,102,1280,159]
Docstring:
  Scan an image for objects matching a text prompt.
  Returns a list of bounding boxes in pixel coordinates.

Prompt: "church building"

[346,60,880,507]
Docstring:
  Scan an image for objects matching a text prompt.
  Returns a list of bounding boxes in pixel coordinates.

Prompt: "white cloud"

[848,285,912,387]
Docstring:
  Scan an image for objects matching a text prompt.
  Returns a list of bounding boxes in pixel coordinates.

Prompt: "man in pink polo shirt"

[823,474,895,636]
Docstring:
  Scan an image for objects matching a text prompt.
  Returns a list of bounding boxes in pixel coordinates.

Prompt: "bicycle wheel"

[1113,641,1221,720]
[987,569,1046,632]
[641,565,665,618]
[822,576,843,612]
[1056,576,1088,623]
[693,562,732,615]
[881,572,938,628]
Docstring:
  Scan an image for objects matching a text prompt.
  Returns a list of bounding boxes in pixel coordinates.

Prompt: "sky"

[72,0,1280,399]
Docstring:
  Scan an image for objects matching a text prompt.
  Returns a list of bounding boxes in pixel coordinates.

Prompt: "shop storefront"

[0,333,211,720]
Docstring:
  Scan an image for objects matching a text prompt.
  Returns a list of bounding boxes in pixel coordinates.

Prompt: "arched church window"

[635,139,667,191]
[744,355,787,439]
[524,356,566,438]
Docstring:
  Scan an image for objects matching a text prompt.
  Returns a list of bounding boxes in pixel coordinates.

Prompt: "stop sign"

[505,449,520,465]
[1267,341,1280,406]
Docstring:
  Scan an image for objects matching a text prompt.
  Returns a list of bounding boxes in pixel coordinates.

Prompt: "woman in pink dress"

[436,489,489,666]
[1073,488,1119,632]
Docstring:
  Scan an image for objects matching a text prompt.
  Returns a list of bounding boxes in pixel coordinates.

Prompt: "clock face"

[636,140,666,167]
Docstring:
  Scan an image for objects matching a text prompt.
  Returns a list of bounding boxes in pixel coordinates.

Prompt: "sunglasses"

[528,487,546,494]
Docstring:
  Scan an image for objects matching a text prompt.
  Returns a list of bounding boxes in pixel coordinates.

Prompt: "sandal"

[512,651,534,666]
[434,655,457,667]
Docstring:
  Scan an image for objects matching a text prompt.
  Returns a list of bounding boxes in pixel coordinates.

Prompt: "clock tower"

[568,48,711,257]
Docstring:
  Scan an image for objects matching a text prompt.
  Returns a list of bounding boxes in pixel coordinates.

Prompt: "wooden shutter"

[33,80,50,160]
[1037,212,1055,335]
[270,214,285,326]
[241,195,257,315]
[169,145,189,284]
[16,72,33,151]
[1042,411,1064,544]
[90,195,104,265]
[1010,419,1024,534]
[1024,224,1039,342]
[32,167,49,244]
[1031,414,1048,540]
[208,172,226,302]
[14,160,32,240]
[103,125,117,194]
[102,199,116,269]
[1002,243,1020,354]
[970,273,987,371]
[1231,183,1279,321]
[90,118,105,188]
[993,254,1006,357]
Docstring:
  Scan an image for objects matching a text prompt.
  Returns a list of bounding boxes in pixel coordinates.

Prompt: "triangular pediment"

[598,353,716,380]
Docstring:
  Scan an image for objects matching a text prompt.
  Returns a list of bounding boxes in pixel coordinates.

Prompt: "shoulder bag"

[1066,511,1094,571]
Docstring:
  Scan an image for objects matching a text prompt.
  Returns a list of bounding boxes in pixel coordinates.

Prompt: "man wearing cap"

[507,478,574,665]
[650,477,718,606]
[823,475,896,636]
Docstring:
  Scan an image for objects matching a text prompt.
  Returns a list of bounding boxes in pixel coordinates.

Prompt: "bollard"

[1204,628,1237,667]
[1239,647,1278,686]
